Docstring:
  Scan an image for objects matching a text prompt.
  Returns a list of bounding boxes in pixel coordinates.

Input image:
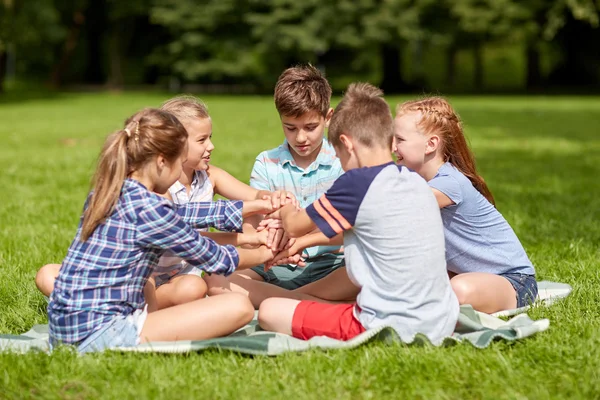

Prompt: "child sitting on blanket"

[205,64,349,305]
[35,96,297,308]
[150,96,297,309]
[263,96,540,315]
[48,108,279,353]
[393,96,538,313]
[258,83,459,344]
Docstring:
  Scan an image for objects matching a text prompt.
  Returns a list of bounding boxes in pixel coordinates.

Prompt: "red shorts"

[291,301,366,341]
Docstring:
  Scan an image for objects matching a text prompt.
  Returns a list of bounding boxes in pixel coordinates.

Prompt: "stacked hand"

[267,190,299,210]
[254,191,305,270]
[265,238,307,270]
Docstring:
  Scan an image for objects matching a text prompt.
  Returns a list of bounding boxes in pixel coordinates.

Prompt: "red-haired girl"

[393,97,537,313]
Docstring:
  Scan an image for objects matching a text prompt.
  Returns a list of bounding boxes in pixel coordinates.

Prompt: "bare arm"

[431,188,455,208]
[235,246,275,270]
[268,231,343,266]
[294,231,343,249]
[200,230,267,247]
[279,204,317,238]
[211,166,298,210]
[209,166,260,201]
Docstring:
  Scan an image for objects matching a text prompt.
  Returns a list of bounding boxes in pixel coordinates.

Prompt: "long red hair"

[396,97,495,206]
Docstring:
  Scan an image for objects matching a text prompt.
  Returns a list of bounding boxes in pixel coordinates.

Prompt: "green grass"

[1,92,599,399]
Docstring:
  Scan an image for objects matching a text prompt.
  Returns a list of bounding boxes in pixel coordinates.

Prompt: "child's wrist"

[251,232,261,246]
[294,236,307,251]
[261,245,273,261]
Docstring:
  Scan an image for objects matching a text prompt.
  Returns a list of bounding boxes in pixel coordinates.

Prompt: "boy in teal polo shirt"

[206,65,349,303]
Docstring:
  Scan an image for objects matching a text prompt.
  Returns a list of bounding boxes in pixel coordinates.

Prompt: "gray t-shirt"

[306,162,459,345]
[428,162,535,276]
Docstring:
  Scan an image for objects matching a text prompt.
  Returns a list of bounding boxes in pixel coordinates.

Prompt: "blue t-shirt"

[250,138,343,259]
[428,162,535,276]
[307,162,459,345]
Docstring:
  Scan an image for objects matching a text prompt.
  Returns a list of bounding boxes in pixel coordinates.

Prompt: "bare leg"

[450,272,517,314]
[204,269,264,296]
[140,292,254,342]
[205,272,325,308]
[293,267,358,302]
[233,269,265,281]
[144,278,158,313]
[155,274,207,310]
[35,264,61,296]
[258,298,301,336]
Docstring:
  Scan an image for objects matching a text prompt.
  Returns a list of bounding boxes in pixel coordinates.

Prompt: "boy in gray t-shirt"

[258,83,459,344]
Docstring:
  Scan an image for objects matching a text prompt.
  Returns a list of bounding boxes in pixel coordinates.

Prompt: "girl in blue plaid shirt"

[48,108,277,353]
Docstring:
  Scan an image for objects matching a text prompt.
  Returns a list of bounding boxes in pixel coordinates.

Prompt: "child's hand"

[258,245,277,265]
[265,239,307,269]
[265,228,291,251]
[255,228,270,246]
[256,218,283,231]
[270,190,299,209]
[265,253,306,271]
[243,197,276,217]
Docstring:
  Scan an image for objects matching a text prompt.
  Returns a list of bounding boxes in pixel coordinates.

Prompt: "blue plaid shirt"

[48,179,242,345]
[250,138,344,259]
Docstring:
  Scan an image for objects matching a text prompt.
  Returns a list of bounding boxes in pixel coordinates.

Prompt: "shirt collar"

[170,170,204,195]
[280,138,337,170]
[170,179,186,194]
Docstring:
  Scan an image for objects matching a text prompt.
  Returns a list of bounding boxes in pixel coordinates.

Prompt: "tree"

[150,0,264,87]
[521,0,600,88]
[246,0,422,92]
[0,0,65,92]
[105,0,153,88]
[150,0,424,92]
[417,0,529,91]
[49,0,87,88]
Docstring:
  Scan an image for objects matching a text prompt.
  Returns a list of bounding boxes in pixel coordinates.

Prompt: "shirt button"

[303,196,308,201]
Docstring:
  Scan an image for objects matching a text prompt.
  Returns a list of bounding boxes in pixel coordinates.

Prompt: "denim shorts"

[153,262,204,288]
[75,307,148,354]
[251,253,345,290]
[501,273,538,308]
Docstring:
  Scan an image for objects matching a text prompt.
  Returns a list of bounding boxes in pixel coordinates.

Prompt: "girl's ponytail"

[81,128,131,241]
[80,109,187,241]
[442,117,495,206]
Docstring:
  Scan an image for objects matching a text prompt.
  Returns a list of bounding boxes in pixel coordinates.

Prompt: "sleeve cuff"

[306,203,337,238]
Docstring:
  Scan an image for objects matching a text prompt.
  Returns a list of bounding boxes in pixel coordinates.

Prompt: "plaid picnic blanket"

[0,280,569,355]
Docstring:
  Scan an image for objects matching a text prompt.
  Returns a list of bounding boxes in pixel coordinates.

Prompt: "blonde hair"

[81,108,188,241]
[396,97,495,205]
[161,95,210,121]
[274,64,332,117]
[328,82,393,150]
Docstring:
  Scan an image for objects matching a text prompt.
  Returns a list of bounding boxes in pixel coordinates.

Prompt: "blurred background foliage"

[0,0,599,94]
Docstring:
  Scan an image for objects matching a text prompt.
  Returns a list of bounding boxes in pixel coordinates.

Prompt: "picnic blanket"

[0,280,570,356]
[491,280,572,317]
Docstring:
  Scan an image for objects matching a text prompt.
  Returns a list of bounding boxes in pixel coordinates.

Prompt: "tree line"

[1,0,599,93]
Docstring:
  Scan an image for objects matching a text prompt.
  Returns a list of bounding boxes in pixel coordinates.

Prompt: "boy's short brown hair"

[274,64,332,118]
[328,83,393,149]
[160,95,209,121]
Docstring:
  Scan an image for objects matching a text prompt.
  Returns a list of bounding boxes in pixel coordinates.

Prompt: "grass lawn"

[0,92,599,399]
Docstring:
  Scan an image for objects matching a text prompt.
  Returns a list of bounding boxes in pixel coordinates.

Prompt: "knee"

[35,264,60,296]
[228,293,255,325]
[257,298,278,331]
[451,277,475,305]
[175,276,208,303]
